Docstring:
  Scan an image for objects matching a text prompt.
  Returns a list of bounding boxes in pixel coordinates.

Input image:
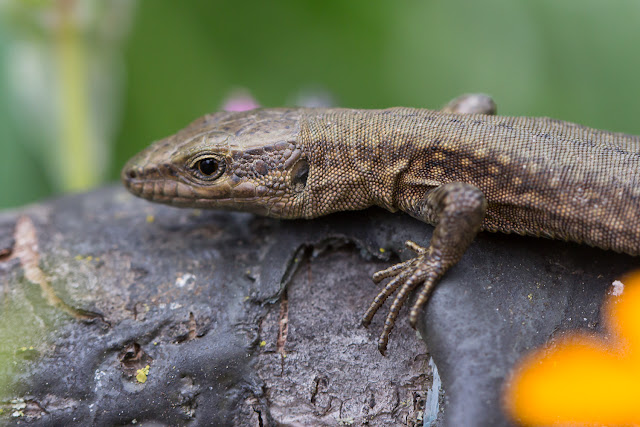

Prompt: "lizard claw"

[370,241,426,283]
[363,241,438,354]
[404,240,428,254]
[372,258,414,283]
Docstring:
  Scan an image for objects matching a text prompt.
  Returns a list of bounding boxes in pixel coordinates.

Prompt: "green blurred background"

[1,0,639,209]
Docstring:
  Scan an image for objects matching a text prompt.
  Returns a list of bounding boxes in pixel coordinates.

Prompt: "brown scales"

[123,94,640,354]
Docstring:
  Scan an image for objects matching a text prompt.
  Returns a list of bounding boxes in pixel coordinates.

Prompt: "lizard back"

[300,108,640,255]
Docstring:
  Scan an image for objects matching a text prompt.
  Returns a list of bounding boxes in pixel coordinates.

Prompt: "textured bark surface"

[0,186,636,426]
[0,187,431,426]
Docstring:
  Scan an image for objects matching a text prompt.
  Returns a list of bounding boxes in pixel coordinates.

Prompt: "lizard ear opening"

[291,159,309,193]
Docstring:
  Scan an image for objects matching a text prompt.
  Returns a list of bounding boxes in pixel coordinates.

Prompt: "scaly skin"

[122,95,640,354]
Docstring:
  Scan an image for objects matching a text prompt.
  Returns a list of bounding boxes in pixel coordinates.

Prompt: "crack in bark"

[276,289,289,356]
[187,311,197,341]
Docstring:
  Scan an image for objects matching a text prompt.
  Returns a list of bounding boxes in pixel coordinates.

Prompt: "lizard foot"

[362,240,440,355]
[362,183,486,354]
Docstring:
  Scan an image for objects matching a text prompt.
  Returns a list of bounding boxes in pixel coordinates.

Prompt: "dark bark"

[0,186,634,426]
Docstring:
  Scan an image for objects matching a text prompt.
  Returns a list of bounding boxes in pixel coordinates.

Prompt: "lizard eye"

[198,158,218,175]
[190,155,225,181]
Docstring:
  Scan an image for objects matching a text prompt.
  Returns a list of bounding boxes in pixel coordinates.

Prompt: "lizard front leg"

[362,182,487,354]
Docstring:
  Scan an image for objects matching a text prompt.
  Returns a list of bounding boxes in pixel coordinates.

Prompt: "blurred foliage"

[0,0,133,207]
[1,0,640,209]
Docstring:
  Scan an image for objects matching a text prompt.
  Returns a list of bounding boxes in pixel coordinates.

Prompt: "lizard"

[121,94,640,354]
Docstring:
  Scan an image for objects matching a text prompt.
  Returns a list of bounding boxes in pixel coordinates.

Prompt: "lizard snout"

[121,158,154,197]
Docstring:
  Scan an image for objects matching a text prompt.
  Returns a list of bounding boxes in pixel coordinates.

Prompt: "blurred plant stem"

[0,0,134,194]
[56,0,93,190]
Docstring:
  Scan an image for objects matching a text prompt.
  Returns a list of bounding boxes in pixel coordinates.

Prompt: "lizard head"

[122,108,309,218]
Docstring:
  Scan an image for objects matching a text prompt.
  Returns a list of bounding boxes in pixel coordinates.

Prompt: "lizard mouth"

[122,174,220,207]
[121,160,187,202]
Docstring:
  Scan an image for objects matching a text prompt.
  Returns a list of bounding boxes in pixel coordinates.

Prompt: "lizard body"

[123,96,640,353]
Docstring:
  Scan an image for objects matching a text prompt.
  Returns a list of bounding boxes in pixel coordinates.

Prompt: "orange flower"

[504,272,640,425]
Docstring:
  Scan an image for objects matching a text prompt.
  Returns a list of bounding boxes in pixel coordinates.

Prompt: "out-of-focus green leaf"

[1,0,640,208]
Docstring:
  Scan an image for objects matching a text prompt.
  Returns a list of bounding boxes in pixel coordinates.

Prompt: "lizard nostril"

[127,169,137,180]
[162,164,178,177]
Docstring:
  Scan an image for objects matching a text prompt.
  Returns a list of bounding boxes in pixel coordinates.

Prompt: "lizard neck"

[300,108,439,218]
